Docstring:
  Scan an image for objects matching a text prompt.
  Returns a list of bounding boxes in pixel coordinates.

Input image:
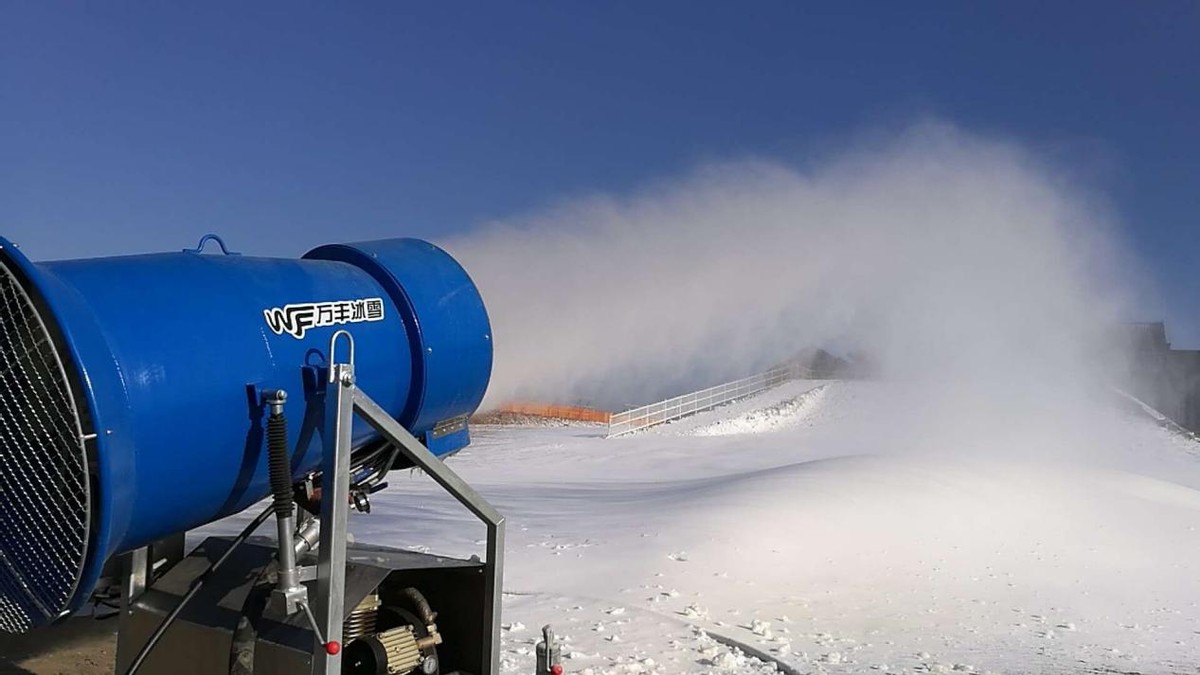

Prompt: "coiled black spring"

[266,399,293,519]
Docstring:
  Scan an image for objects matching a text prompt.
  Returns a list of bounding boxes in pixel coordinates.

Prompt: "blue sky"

[2,2,1197,344]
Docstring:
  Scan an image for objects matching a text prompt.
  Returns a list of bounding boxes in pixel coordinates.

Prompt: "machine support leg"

[120,547,150,613]
[484,518,505,674]
[313,361,355,673]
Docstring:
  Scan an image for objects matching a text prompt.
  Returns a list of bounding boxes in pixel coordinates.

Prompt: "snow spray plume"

[443,122,1138,446]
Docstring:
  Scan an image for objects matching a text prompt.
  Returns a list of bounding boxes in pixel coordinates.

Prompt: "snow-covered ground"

[644,380,829,438]
[206,380,1200,674]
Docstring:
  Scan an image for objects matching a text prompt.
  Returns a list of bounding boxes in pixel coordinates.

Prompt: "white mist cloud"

[444,122,1136,417]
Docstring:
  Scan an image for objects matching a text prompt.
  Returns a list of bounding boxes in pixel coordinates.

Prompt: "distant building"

[1119,322,1200,433]
[1123,321,1171,353]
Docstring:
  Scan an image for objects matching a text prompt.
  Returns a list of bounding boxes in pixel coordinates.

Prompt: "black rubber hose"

[267,410,293,519]
[401,587,437,625]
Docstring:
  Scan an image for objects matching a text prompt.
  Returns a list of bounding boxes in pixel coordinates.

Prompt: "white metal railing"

[606,364,810,437]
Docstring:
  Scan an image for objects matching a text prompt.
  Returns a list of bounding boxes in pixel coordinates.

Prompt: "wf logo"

[263,297,385,339]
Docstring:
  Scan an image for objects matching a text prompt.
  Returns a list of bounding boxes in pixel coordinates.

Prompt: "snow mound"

[647,379,827,436]
[692,384,828,436]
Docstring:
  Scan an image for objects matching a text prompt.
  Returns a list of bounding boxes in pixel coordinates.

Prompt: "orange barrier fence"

[496,402,613,423]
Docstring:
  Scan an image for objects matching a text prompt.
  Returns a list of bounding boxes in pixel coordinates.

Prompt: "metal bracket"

[311,331,505,675]
[313,358,355,670]
[353,390,506,674]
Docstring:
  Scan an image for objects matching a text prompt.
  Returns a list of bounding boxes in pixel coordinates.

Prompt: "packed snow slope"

[209,380,1200,674]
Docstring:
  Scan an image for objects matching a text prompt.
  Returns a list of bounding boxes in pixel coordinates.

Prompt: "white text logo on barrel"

[263,297,385,339]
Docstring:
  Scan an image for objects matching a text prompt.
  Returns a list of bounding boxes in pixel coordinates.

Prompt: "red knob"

[551,665,564,675]
[325,641,341,655]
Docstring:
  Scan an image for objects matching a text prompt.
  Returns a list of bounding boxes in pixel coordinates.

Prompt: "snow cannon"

[0,234,493,639]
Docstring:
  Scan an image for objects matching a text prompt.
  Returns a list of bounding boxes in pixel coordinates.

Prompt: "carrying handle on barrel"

[183,234,241,256]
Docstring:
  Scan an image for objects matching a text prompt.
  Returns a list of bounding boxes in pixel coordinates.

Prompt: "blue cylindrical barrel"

[0,236,492,633]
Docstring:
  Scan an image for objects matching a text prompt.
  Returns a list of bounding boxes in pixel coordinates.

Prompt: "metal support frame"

[112,328,503,675]
[313,351,355,671]
[121,547,151,612]
[312,331,505,675]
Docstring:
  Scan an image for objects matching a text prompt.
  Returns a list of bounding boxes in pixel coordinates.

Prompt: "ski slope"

[205,380,1200,674]
[642,379,829,437]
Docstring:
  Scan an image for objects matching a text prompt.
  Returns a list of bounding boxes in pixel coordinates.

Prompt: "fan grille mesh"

[0,258,90,633]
